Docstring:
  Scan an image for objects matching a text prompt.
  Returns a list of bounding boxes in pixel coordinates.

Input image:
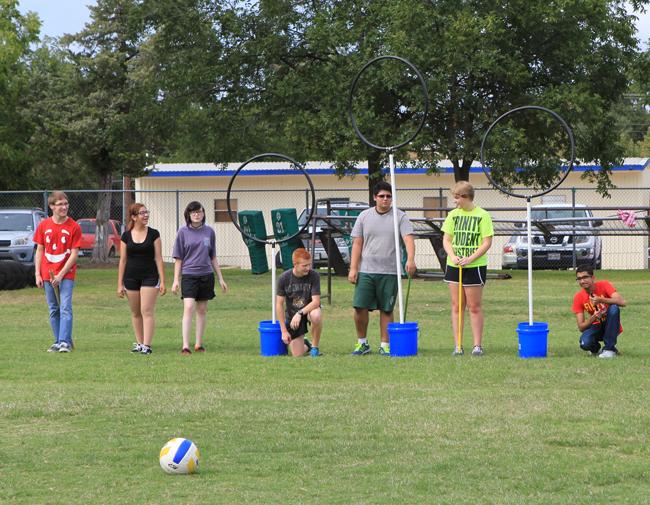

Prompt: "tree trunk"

[366,151,384,205]
[123,175,133,213]
[453,158,474,182]
[92,173,113,263]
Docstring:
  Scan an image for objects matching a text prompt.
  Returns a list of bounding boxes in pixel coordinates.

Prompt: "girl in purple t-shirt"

[171,201,228,354]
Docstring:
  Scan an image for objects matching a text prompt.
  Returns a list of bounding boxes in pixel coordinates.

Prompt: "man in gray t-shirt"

[348,181,416,356]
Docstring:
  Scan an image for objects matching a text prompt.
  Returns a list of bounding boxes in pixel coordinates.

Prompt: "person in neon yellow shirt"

[441,181,493,356]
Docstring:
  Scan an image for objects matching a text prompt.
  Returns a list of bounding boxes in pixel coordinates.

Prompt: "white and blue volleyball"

[159,438,200,474]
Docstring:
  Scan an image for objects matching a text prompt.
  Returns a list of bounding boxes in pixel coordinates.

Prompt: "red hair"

[292,248,311,263]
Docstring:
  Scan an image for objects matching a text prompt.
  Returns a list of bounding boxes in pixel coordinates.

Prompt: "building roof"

[142,158,650,177]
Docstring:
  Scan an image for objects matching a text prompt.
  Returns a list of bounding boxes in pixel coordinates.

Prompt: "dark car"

[77,218,122,257]
[501,204,603,270]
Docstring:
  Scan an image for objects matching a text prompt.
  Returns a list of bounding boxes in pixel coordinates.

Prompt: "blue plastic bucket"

[517,321,548,358]
[388,322,419,357]
[258,320,287,356]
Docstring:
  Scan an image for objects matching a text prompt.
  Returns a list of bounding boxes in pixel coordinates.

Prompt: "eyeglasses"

[376,194,392,199]
[576,275,591,281]
[137,210,150,216]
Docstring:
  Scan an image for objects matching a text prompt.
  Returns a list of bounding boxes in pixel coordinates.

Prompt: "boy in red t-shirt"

[34,191,82,353]
[571,266,626,359]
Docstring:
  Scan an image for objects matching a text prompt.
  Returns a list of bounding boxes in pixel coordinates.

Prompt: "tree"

[26,0,169,262]
[0,0,39,190]
[212,0,647,196]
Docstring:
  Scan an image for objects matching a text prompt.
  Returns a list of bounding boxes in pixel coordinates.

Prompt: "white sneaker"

[58,342,71,353]
[598,350,616,359]
[471,345,484,356]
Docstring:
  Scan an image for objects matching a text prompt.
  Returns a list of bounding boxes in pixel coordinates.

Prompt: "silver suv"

[0,208,47,263]
[502,204,602,270]
[297,199,368,266]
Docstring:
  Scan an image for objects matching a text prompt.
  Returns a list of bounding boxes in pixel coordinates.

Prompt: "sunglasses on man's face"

[376,194,392,199]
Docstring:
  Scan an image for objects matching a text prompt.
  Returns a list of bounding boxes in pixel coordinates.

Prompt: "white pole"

[271,243,278,323]
[389,152,405,324]
[526,198,533,325]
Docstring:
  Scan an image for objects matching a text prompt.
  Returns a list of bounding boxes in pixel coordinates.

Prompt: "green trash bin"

[271,208,304,270]
[238,211,268,274]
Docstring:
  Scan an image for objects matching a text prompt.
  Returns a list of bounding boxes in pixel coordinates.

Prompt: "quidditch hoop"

[226,153,316,245]
[480,105,575,199]
[348,55,429,152]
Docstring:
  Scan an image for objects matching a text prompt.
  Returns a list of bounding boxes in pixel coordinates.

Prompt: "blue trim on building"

[145,164,647,177]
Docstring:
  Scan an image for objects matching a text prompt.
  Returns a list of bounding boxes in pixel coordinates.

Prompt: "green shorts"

[353,273,398,313]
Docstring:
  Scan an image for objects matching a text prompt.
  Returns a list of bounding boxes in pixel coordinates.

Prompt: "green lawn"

[1,266,649,504]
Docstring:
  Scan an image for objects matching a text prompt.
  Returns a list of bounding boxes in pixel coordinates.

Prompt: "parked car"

[501,236,518,269]
[77,218,122,257]
[297,199,368,266]
[501,204,603,270]
[0,208,47,263]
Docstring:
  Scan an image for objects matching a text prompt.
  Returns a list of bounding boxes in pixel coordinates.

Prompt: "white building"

[135,158,650,270]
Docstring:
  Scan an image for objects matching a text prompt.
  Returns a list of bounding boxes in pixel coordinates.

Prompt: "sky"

[16,0,650,45]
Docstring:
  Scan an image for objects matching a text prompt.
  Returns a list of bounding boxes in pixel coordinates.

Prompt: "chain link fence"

[1,187,648,270]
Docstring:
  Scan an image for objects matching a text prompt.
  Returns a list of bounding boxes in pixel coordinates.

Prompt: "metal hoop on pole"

[226,152,317,323]
[480,106,576,326]
[348,56,429,325]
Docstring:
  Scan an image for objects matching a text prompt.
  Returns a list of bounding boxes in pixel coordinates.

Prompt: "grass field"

[1,266,650,505]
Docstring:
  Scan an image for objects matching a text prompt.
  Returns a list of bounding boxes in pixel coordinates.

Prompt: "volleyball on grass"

[159,438,200,474]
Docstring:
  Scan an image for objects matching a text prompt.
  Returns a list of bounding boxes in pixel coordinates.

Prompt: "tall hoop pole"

[389,151,405,324]
[271,243,278,323]
[526,198,534,325]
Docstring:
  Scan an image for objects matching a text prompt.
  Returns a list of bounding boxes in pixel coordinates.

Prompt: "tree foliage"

[0,0,39,190]
[5,0,650,204]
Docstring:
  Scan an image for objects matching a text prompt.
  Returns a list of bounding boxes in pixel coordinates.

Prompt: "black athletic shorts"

[444,265,487,286]
[181,273,215,301]
[124,276,159,291]
[286,313,309,340]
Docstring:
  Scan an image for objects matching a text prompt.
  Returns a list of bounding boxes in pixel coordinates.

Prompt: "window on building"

[423,196,447,218]
[214,198,236,223]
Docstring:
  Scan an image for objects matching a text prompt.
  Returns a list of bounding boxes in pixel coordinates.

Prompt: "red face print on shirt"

[44,228,72,266]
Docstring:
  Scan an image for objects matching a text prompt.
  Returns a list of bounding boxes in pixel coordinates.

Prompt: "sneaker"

[452,347,464,356]
[181,348,192,355]
[471,345,484,356]
[194,345,205,353]
[131,343,142,353]
[351,342,371,355]
[310,347,322,357]
[47,343,60,353]
[379,345,390,356]
[598,349,617,359]
[140,345,152,355]
[58,342,71,353]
